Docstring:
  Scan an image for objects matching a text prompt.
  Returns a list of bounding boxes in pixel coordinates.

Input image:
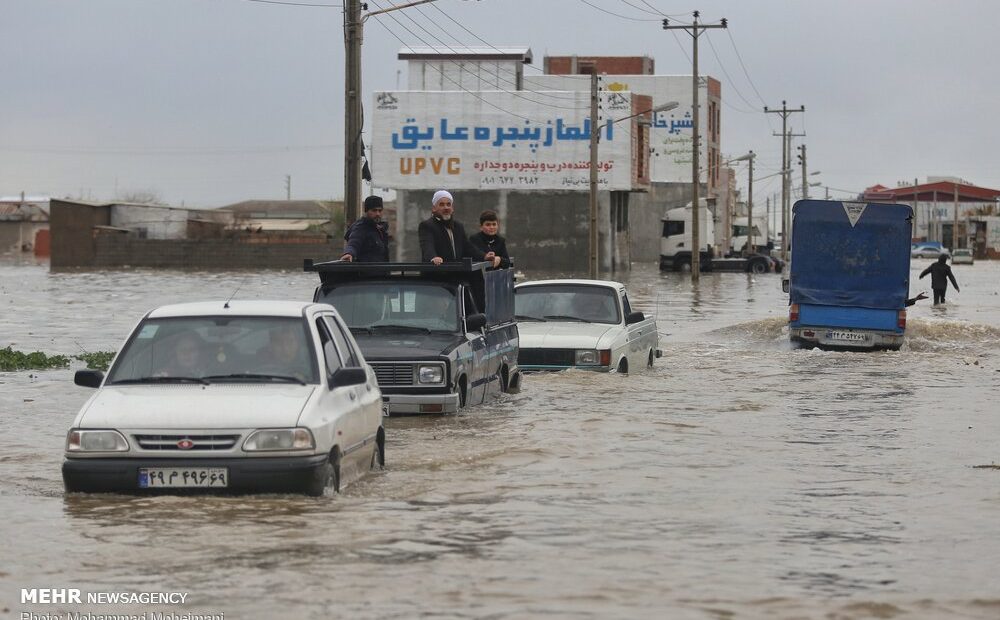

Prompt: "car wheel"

[371,433,385,471]
[647,349,654,368]
[305,450,340,497]
[458,376,467,408]
[617,359,628,374]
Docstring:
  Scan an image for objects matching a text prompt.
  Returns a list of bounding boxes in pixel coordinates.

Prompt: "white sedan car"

[515,279,659,373]
[951,248,974,264]
[63,301,384,496]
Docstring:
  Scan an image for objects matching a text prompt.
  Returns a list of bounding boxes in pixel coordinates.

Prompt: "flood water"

[2,257,999,619]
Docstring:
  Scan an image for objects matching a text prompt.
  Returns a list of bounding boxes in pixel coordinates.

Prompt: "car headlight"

[575,349,611,366]
[243,428,315,451]
[66,429,129,452]
[418,364,444,384]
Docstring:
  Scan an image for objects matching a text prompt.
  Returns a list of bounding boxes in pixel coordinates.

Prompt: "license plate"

[823,330,871,344]
[138,467,228,488]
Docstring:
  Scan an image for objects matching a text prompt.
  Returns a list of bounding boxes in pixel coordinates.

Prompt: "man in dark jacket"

[341,195,389,262]
[468,209,510,269]
[919,254,960,305]
[418,190,499,267]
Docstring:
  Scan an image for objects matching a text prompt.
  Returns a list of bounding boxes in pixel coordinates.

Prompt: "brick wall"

[544,56,654,75]
[58,236,341,271]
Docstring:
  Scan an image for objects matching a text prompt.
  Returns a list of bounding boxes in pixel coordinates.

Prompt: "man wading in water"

[919,254,960,305]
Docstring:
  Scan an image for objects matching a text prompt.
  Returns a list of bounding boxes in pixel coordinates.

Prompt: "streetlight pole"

[764,101,804,261]
[588,99,679,279]
[746,151,755,254]
[663,11,727,282]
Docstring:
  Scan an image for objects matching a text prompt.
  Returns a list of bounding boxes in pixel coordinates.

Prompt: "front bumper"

[519,364,611,372]
[382,392,460,415]
[62,454,328,494]
[790,326,904,351]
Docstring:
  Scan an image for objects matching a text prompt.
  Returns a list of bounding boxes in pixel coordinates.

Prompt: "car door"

[462,286,490,405]
[621,290,651,368]
[314,315,367,475]
[325,314,381,448]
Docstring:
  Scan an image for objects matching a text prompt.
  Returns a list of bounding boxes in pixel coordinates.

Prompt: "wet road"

[2,257,999,619]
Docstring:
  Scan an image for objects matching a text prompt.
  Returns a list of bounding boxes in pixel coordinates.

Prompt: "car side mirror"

[466,313,487,332]
[625,311,645,325]
[782,278,790,293]
[330,367,367,388]
[75,370,104,389]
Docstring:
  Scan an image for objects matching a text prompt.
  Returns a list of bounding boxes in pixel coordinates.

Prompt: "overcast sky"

[2,0,997,207]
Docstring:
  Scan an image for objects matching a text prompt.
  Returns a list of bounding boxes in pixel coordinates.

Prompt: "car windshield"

[107,316,318,385]
[321,282,460,333]
[515,285,620,324]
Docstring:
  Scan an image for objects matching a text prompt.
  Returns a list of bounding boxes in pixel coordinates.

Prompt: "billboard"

[529,75,717,185]
[371,90,638,191]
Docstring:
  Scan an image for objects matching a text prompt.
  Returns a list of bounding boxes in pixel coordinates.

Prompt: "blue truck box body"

[788,200,913,350]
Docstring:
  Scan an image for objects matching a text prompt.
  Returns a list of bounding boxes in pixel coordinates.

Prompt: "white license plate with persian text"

[139,467,228,488]
[823,330,872,344]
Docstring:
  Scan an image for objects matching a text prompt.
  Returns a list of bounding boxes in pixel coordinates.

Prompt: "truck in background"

[729,214,774,256]
[660,202,779,274]
[786,199,914,350]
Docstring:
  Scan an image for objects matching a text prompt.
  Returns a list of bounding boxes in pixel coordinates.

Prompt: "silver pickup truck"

[305,259,521,415]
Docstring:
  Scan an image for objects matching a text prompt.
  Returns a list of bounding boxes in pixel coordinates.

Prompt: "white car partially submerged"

[515,279,660,373]
[63,300,384,496]
[951,248,974,265]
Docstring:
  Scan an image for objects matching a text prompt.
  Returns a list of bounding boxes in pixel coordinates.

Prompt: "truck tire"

[749,259,768,274]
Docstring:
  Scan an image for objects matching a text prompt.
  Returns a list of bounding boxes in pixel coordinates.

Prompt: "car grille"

[518,348,575,366]
[371,363,415,386]
[134,434,240,451]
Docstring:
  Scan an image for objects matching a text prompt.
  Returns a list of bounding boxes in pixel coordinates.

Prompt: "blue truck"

[786,199,914,351]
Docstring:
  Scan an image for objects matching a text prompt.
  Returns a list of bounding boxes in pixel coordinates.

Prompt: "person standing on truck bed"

[919,254,960,305]
[341,195,389,262]
[468,209,510,269]
[419,190,499,267]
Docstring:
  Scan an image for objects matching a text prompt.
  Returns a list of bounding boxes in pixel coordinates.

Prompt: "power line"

[577,0,661,22]
[704,31,759,113]
[402,3,585,105]
[240,0,341,6]
[369,0,588,111]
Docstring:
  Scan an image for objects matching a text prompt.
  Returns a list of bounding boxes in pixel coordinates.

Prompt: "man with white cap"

[418,190,499,267]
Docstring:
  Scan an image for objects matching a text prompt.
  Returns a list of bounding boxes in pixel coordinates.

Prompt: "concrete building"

[372,48,717,272]
[0,195,49,255]
[863,178,1000,256]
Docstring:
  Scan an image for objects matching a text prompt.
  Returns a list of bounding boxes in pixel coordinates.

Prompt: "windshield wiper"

[370,324,432,334]
[543,314,591,322]
[202,373,307,385]
[515,314,547,322]
[111,376,209,385]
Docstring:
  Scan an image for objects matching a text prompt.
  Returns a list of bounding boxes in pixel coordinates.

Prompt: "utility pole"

[953,184,960,250]
[746,151,755,254]
[764,101,804,260]
[344,0,363,223]
[663,11,727,282]
[588,68,600,279]
[797,144,808,199]
[285,174,291,201]
[344,0,439,224]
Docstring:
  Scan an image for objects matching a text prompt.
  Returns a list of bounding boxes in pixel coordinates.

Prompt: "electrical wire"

[577,0,661,22]
[369,0,589,112]
[402,3,585,105]
[240,0,341,6]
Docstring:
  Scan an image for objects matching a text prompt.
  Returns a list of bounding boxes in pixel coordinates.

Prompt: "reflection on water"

[2,259,1000,618]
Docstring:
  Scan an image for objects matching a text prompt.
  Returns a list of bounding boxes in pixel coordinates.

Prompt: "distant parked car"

[911,245,950,259]
[63,300,385,496]
[515,279,659,373]
[951,248,974,264]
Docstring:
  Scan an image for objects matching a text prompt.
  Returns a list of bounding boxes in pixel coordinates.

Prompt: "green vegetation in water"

[0,346,71,371]
[74,351,116,371]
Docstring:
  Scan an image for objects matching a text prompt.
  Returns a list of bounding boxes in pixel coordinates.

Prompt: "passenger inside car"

[155,333,209,378]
